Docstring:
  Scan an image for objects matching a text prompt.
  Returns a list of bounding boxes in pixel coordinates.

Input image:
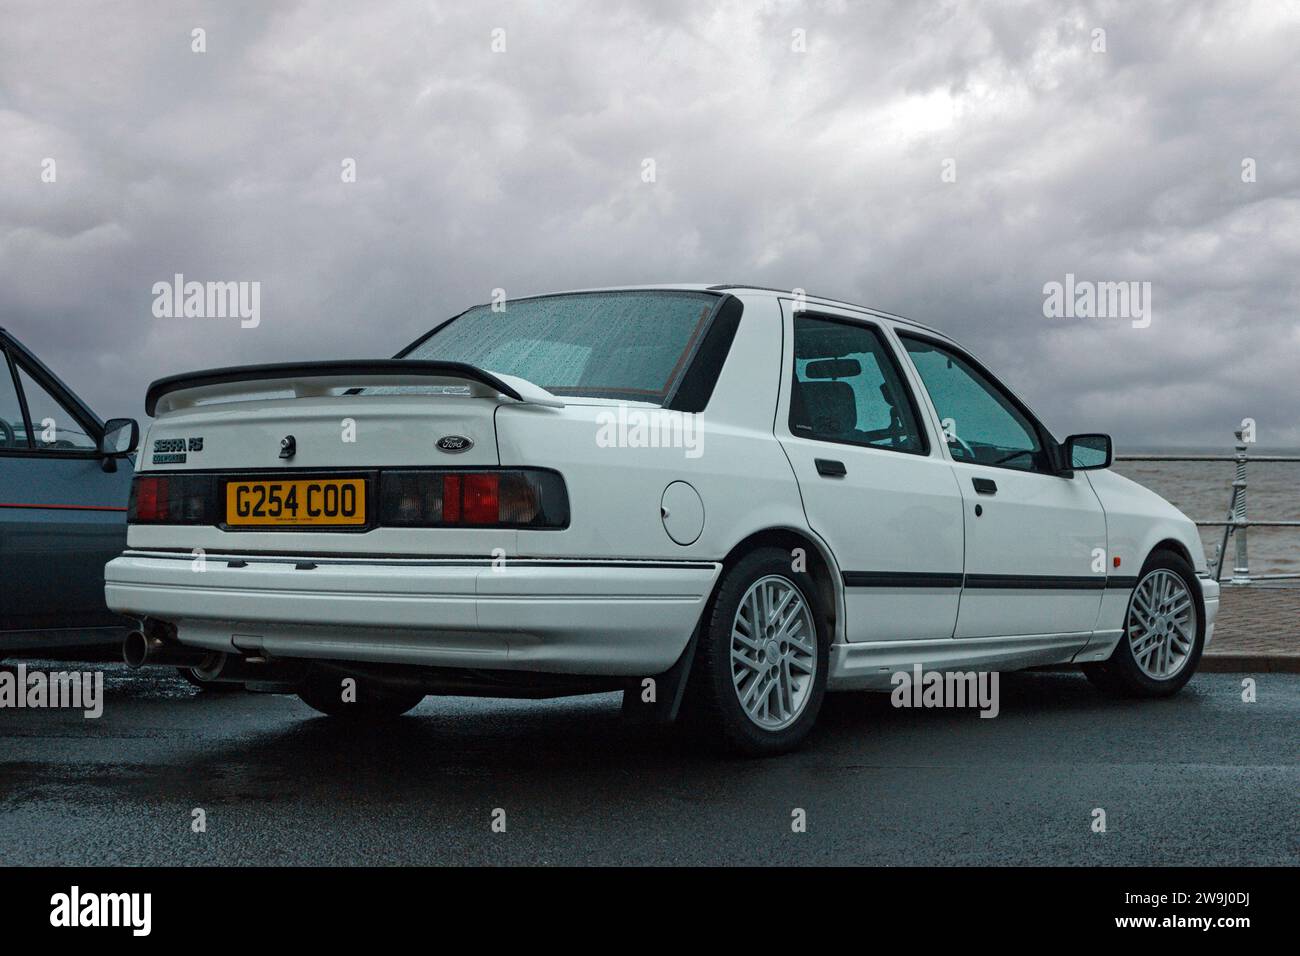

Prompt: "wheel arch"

[717,527,843,645]
[1148,537,1195,568]
[1145,537,1208,611]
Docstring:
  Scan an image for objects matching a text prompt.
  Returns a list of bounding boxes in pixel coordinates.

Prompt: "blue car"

[0,329,139,656]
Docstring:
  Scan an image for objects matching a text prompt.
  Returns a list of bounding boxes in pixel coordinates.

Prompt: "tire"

[177,667,244,692]
[296,667,426,719]
[1083,549,1205,698]
[683,546,829,756]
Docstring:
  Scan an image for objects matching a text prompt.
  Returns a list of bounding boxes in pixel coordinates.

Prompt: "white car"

[105,285,1218,754]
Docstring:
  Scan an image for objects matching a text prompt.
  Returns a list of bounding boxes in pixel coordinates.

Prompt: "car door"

[0,333,132,642]
[777,305,965,642]
[896,332,1107,639]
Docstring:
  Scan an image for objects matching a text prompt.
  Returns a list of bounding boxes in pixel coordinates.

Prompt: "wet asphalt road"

[0,662,1295,866]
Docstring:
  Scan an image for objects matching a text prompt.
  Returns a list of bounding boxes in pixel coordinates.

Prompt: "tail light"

[379,469,568,529]
[128,474,219,524]
[129,468,568,529]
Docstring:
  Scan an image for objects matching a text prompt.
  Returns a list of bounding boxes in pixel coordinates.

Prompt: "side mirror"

[100,417,139,457]
[1064,433,1112,470]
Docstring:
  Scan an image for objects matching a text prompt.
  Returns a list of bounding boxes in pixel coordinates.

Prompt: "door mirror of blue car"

[100,417,139,457]
[1064,433,1112,470]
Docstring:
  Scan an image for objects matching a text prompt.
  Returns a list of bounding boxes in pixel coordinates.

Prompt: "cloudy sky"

[1,0,1297,449]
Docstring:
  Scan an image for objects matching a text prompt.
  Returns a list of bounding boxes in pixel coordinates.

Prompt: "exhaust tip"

[122,630,150,669]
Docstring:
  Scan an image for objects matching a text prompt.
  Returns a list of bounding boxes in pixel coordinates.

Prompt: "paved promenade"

[1202,582,1300,671]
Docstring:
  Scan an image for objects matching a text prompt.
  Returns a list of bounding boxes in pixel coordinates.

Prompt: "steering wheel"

[946,431,976,460]
[0,418,14,448]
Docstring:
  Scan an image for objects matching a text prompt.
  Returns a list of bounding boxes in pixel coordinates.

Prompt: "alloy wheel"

[1126,568,1197,680]
[729,574,817,730]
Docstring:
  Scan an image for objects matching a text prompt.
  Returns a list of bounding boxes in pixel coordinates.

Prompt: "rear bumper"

[105,551,720,676]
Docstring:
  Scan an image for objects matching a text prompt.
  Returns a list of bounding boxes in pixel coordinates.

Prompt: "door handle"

[972,477,997,495]
[815,458,847,478]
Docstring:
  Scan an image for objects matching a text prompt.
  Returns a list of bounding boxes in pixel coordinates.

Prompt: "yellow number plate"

[225,478,366,527]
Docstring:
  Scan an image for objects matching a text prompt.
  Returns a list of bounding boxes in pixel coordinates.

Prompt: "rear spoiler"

[145,360,565,416]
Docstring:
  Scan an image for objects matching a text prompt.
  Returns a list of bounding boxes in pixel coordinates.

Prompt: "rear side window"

[402,291,719,404]
[790,316,927,454]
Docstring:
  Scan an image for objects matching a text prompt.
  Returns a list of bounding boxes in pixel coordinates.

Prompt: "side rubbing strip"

[842,572,1139,590]
[842,571,963,588]
[964,574,1106,590]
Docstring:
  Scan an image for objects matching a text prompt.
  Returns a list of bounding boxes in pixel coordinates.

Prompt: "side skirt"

[1070,628,1125,664]
[827,632,1093,691]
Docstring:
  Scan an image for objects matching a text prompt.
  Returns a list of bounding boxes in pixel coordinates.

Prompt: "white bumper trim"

[106,551,721,676]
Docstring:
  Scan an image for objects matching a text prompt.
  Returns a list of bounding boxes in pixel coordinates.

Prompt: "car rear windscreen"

[401,291,719,404]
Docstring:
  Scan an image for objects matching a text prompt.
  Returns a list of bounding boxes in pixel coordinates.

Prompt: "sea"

[1113,456,1299,578]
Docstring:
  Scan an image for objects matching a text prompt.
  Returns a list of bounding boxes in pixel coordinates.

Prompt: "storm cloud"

[1,0,1297,449]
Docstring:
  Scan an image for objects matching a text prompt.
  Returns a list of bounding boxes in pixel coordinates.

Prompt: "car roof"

[705,285,951,338]
[475,284,954,340]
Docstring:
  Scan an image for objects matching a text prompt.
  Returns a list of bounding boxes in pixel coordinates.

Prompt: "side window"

[790,316,927,454]
[15,364,98,452]
[0,355,28,449]
[900,335,1047,473]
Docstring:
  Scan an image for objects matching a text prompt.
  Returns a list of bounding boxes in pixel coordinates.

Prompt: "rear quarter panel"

[498,295,815,563]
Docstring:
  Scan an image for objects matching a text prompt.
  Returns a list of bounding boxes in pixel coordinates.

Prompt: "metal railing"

[1116,430,1300,585]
